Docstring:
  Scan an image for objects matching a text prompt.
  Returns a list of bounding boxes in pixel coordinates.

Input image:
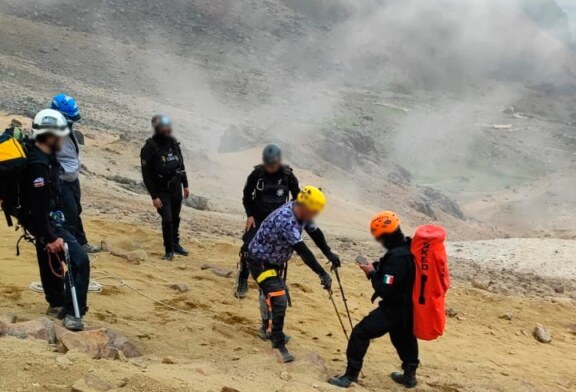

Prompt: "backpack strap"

[282,165,293,188]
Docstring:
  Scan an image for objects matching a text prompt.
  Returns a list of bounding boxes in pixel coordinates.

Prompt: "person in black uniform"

[235,144,300,298]
[329,211,419,389]
[21,109,90,331]
[140,115,190,261]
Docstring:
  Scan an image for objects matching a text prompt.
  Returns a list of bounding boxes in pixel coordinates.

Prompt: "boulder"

[184,195,209,211]
[201,264,234,278]
[71,374,112,392]
[169,283,190,293]
[221,388,241,392]
[445,307,459,318]
[533,325,552,343]
[421,187,465,220]
[101,241,147,264]
[5,318,56,343]
[499,312,513,321]
[0,313,17,324]
[60,328,111,359]
[471,278,491,291]
[105,330,141,358]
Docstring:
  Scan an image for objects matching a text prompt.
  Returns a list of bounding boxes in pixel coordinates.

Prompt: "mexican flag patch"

[383,274,394,285]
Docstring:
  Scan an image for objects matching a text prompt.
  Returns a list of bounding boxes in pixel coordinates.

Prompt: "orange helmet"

[370,211,400,238]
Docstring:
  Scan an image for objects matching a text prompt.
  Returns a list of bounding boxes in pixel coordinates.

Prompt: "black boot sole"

[390,373,417,389]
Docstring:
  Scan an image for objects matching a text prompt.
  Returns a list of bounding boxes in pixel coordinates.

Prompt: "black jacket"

[140,135,189,199]
[370,239,415,316]
[20,143,62,244]
[242,165,299,221]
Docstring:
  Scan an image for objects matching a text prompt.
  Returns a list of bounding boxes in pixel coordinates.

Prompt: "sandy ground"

[1,115,576,391]
[0,216,575,392]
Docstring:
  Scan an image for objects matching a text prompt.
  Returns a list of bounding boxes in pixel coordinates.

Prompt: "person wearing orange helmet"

[328,211,419,389]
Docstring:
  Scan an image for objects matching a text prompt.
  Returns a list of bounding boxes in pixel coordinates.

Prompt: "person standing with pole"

[20,109,91,331]
[246,186,341,362]
[328,211,419,389]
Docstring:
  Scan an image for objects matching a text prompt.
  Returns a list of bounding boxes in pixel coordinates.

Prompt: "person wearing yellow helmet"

[245,185,340,362]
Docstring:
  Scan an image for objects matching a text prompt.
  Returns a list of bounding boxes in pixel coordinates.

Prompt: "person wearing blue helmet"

[51,94,100,254]
[141,115,190,261]
[235,144,301,299]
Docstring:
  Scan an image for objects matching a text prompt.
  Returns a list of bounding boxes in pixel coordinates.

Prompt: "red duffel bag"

[411,225,449,341]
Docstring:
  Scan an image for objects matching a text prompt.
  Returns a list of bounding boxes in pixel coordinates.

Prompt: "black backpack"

[0,134,28,227]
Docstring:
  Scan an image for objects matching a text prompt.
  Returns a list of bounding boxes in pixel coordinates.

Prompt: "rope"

[29,280,103,293]
[47,251,66,279]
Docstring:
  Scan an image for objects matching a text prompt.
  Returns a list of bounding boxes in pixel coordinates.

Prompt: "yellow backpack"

[0,134,27,226]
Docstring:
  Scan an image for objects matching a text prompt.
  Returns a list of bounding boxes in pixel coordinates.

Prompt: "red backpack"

[411,225,449,341]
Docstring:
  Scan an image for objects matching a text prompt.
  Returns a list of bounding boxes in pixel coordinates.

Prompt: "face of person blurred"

[157,125,172,138]
[263,160,281,174]
[42,134,65,152]
[294,203,319,222]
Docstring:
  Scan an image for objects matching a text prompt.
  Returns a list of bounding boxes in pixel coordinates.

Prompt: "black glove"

[319,272,332,291]
[327,252,341,270]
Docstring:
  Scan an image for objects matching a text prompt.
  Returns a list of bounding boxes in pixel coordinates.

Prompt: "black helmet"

[262,143,282,165]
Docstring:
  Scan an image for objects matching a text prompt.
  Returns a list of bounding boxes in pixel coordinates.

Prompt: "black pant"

[346,306,419,378]
[157,190,183,253]
[249,262,288,347]
[61,179,88,246]
[36,227,90,317]
[239,219,262,281]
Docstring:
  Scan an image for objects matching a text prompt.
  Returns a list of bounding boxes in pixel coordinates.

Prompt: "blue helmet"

[51,94,81,122]
[262,143,282,164]
[158,115,171,128]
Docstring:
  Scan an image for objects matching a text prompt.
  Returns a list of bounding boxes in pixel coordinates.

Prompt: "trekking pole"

[328,289,349,341]
[282,262,292,307]
[333,267,354,331]
[64,243,81,319]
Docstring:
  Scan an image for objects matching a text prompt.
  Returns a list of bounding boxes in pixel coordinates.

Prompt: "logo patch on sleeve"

[383,274,395,285]
[33,177,45,188]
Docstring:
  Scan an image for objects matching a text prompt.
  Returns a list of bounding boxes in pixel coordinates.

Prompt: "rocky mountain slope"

[1,0,576,237]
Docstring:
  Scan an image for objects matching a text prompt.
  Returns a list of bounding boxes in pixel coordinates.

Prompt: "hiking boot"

[62,315,84,331]
[390,365,418,388]
[258,326,290,344]
[46,306,64,319]
[234,278,249,298]
[258,325,269,340]
[174,244,189,256]
[82,244,102,254]
[162,252,175,261]
[276,346,295,363]
[327,374,357,388]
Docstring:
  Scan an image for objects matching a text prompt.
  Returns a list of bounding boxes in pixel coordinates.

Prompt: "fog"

[0,0,574,229]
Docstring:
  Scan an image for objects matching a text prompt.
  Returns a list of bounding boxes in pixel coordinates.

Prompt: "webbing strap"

[256,269,278,283]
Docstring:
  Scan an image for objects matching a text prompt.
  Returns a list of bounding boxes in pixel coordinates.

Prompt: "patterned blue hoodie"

[248,201,317,266]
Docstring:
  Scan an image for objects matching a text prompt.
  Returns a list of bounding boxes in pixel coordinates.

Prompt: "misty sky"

[557,0,576,39]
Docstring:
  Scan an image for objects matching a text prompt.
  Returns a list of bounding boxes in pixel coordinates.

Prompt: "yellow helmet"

[297,186,327,213]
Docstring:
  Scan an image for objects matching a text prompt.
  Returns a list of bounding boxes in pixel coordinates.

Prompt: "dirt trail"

[0,216,575,392]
